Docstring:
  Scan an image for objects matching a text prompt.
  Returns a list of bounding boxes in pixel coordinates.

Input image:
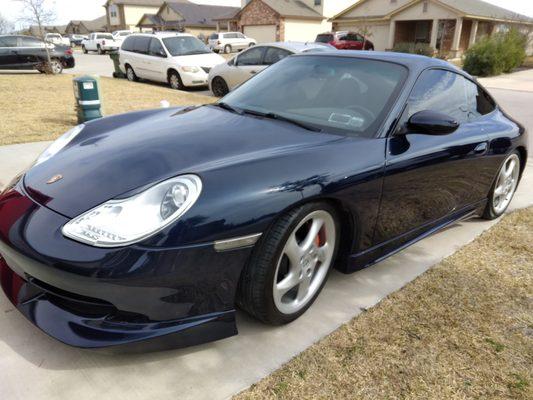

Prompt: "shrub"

[392,42,435,57]
[463,28,527,76]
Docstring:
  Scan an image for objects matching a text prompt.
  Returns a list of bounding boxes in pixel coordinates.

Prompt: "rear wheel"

[211,76,229,97]
[49,59,63,74]
[82,45,88,54]
[126,65,138,82]
[482,151,521,220]
[224,44,232,54]
[237,202,339,325]
[97,45,103,55]
[168,70,185,90]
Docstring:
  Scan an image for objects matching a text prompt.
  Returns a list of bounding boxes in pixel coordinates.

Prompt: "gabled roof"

[332,0,533,23]
[240,0,324,20]
[138,13,165,26]
[104,0,165,7]
[163,1,240,27]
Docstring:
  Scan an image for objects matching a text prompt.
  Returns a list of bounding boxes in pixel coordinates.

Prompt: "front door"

[374,68,497,244]
[227,46,266,89]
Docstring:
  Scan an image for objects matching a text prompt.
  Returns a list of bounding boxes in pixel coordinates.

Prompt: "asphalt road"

[0,70,532,400]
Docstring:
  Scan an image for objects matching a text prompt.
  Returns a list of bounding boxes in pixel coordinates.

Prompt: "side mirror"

[159,49,167,58]
[406,110,459,135]
[230,57,236,66]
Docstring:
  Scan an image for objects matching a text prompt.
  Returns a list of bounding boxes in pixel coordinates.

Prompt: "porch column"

[430,19,439,49]
[451,17,463,57]
[388,20,396,50]
[469,20,478,47]
[227,21,231,31]
[216,22,220,31]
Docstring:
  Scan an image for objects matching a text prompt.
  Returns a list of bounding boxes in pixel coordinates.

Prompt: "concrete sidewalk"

[0,72,532,400]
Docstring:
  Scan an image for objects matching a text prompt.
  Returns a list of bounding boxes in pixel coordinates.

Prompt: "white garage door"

[243,25,277,43]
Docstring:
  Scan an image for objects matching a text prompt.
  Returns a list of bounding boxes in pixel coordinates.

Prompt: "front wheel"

[237,202,339,325]
[211,76,229,97]
[82,45,88,54]
[224,44,232,54]
[168,70,185,90]
[482,152,521,220]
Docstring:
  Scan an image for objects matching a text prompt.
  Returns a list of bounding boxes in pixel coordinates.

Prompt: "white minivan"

[119,32,226,90]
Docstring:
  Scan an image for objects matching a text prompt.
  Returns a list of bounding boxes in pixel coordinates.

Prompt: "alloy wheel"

[50,60,62,74]
[492,153,520,214]
[273,210,336,315]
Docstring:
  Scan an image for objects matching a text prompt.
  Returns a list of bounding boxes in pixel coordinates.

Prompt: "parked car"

[119,32,225,90]
[316,31,374,50]
[44,33,70,47]
[112,30,133,47]
[0,52,527,350]
[208,41,333,96]
[82,32,119,55]
[0,35,75,74]
[208,31,256,53]
[68,34,87,47]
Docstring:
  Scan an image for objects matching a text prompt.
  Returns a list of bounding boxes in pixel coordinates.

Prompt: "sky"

[1,0,532,29]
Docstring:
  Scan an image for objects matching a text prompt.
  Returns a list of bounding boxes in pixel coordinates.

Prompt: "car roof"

[128,32,194,39]
[254,41,335,53]
[294,50,464,74]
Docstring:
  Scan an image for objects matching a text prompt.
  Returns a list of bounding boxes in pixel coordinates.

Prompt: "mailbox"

[73,76,102,123]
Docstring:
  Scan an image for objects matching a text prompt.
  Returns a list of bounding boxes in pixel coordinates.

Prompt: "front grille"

[201,67,211,74]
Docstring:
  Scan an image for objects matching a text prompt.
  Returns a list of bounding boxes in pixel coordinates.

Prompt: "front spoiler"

[1,257,237,352]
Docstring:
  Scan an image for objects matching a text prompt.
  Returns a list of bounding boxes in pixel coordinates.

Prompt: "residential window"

[423,1,428,12]
[314,0,321,5]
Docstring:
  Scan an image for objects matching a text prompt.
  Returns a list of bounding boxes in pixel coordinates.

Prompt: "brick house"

[216,0,356,43]
[330,0,533,57]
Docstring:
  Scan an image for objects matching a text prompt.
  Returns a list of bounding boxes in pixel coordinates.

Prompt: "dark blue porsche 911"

[0,52,527,350]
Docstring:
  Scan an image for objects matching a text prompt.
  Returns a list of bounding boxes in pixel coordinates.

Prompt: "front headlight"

[35,124,84,166]
[180,66,200,73]
[62,175,202,247]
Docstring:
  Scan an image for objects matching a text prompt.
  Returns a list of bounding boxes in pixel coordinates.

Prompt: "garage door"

[243,25,277,43]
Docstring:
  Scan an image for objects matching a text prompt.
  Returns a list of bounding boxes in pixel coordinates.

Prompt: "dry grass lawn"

[0,74,215,146]
[236,208,533,400]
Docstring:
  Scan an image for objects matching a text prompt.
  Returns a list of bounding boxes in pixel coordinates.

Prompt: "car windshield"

[48,34,60,38]
[162,36,211,56]
[221,55,407,137]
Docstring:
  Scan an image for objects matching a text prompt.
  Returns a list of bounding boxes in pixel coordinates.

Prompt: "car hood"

[172,52,225,68]
[24,106,341,218]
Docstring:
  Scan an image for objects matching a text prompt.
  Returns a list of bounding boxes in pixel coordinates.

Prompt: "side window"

[338,34,348,41]
[408,69,470,123]
[133,36,151,54]
[237,33,246,39]
[263,47,291,65]
[0,36,18,47]
[149,38,165,57]
[122,36,134,51]
[20,37,43,47]
[464,79,496,120]
[236,46,265,66]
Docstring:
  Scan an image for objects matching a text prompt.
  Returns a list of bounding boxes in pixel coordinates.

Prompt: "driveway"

[0,71,532,400]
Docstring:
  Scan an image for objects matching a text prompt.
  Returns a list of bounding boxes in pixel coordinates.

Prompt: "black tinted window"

[149,38,165,56]
[122,36,135,51]
[133,36,151,54]
[409,69,470,123]
[20,37,43,47]
[237,46,264,65]
[0,36,17,47]
[263,47,291,65]
[316,34,333,43]
[209,33,218,39]
[464,79,496,119]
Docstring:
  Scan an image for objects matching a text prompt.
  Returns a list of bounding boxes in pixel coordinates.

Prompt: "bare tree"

[0,13,14,34]
[16,0,57,73]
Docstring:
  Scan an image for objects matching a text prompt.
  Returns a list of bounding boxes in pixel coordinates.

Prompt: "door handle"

[474,142,488,154]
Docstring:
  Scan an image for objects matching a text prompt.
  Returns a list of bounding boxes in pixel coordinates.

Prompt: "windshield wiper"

[241,109,322,132]
[213,102,243,115]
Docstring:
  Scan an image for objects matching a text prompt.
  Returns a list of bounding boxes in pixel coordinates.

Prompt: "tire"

[249,42,255,48]
[82,45,88,54]
[211,76,229,97]
[482,151,521,220]
[168,70,185,90]
[126,65,138,82]
[49,59,63,74]
[237,202,340,325]
[224,44,232,54]
[97,45,103,55]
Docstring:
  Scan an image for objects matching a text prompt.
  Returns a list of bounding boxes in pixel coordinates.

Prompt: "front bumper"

[0,185,253,350]
[180,69,209,87]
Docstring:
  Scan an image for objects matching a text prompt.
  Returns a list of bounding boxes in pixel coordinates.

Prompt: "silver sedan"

[208,42,335,97]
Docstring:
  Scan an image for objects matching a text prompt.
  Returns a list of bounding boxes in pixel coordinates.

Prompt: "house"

[65,16,108,35]
[330,0,533,57]
[104,0,166,31]
[137,1,240,36]
[28,25,67,37]
[218,0,356,43]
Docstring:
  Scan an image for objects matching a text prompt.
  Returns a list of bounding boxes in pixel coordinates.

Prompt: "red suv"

[315,31,374,51]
